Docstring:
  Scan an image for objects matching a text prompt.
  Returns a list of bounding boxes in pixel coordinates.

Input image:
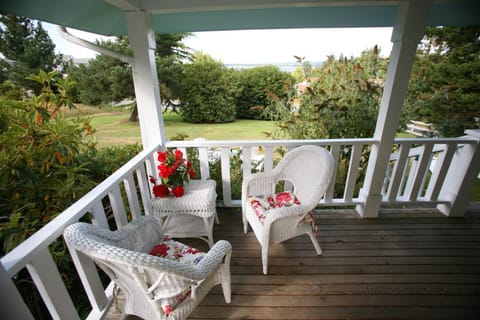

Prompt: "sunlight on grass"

[83,109,273,148]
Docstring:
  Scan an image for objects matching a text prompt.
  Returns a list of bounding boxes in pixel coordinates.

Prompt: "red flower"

[158,164,174,178]
[153,184,169,198]
[174,149,183,160]
[151,149,193,198]
[150,243,169,257]
[171,185,185,197]
[157,151,168,163]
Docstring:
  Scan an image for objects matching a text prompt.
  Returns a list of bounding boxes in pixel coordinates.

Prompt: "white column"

[125,10,167,148]
[356,0,432,218]
[437,130,480,216]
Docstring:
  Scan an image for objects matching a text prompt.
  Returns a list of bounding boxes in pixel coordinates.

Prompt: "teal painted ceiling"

[1,1,479,36]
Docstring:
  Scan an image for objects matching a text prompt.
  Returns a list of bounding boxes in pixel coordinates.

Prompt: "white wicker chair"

[63,215,232,320]
[242,145,335,274]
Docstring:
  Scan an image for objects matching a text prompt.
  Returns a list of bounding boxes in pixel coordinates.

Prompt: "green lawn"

[85,110,274,148]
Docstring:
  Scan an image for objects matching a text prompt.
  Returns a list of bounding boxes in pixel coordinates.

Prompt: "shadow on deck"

[109,204,480,320]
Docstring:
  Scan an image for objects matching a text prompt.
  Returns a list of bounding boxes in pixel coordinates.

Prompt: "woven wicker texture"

[63,215,231,320]
[152,180,216,217]
[242,145,335,274]
[152,180,217,247]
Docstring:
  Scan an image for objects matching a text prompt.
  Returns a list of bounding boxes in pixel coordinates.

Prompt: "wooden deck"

[111,205,480,320]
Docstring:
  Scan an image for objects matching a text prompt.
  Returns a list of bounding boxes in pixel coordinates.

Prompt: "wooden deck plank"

[107,207,480,320]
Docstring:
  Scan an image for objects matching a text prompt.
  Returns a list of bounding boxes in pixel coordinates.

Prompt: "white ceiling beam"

[57,27,134,65]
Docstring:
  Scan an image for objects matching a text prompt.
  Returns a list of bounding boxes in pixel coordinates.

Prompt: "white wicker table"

[152,179,218,247]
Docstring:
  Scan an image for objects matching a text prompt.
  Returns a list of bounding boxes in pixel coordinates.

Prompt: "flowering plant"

[150,149,195,198]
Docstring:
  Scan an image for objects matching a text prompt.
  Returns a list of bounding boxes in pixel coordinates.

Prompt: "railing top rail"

[1,143,161,277]
[166,138,377,148]
[393,136,477,144]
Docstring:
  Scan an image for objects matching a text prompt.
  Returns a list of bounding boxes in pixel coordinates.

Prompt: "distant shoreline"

[70,56,323,73]
[225,61,323,72]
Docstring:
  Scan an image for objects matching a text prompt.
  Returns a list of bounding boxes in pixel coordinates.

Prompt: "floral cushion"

[149,236,206,316]
[247,191,318,234]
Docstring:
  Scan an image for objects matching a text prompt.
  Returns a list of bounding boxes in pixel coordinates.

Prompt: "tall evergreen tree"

[0,15,60,93]
[67,33,192,120]
[405,26,480,137]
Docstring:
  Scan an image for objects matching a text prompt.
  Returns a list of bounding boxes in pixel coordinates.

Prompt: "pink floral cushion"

[149,236,206,316]
[247,191,318,234]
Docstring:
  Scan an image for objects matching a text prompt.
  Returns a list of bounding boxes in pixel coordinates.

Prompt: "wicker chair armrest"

[192,240,232,278]
[69,235,227,282]
[262,205,312,226]
[242,172,276,198]
[122,241,231,281]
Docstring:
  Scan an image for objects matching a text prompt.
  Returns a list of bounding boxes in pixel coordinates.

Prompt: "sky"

[43,22,394,64]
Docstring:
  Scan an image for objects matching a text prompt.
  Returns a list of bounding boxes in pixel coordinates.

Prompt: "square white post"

[437,130,480,216]
[356,0,432,217]
[125,10,167,148]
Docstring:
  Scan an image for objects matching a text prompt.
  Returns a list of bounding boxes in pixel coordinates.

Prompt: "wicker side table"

[152,179,218,247]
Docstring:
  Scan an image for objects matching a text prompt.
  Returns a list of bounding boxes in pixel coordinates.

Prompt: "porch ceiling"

[1,0,479,36]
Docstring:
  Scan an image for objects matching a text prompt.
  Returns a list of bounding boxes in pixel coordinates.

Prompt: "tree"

[0,15,61,93]
[404,26,480,137]
[67,33,192,120]
[268,47,387,140]
[155,33,192,61]
[67,37,134,105]
[179,52,238,123]
[235,65,295,120]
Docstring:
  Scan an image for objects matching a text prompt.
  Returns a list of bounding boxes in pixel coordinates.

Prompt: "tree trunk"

[129,103,138,122]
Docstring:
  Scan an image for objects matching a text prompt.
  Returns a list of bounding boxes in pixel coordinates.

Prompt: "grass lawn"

[73,107,273,148]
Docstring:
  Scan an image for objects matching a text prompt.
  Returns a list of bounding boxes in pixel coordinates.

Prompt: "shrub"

[235,65,295,120]
[0,71,144,318]
[179,53,237,123]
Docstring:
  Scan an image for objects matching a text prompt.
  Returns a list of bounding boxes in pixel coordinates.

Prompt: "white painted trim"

[125,10,167,147]
[356,0,432,218]
[57,26,134,64]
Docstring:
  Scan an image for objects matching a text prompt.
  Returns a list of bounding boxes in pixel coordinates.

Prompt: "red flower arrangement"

[150,149,195,198]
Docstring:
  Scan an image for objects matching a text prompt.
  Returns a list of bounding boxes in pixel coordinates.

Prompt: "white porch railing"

[1,132,479,319]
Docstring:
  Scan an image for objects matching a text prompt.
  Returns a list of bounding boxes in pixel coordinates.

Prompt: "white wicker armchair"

[242,145,335,274]
[63,215,232,320]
